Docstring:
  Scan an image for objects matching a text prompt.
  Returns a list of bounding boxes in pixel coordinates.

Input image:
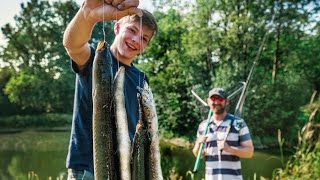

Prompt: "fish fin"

[136,86,143,94]
[96,41,105,51]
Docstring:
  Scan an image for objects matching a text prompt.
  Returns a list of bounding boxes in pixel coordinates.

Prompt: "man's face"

[208,95,227,115]
[113,21,153,62]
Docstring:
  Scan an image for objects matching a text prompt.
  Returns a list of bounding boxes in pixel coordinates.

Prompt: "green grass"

[272,123,320,179]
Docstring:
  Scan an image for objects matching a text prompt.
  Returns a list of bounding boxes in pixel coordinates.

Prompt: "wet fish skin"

[137,82,163,180]
[92,41,117,180]
[114,66,131,180]
[131,123,148,180]
[131,93,149,180]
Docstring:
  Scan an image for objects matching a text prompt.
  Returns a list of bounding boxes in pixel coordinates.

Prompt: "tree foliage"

[139,9,202,137]
[0,0,319,147]
[143,0,319,143]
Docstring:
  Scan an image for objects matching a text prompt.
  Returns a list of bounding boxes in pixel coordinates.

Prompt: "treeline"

[0,0,319,147]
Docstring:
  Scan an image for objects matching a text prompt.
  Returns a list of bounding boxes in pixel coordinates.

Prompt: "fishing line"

[116,8,120,71]
[102,0,105,42]
[140,16,143,59]
[139,14,145,88]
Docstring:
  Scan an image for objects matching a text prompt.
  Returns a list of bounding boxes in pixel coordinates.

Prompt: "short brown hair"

[118,9,158,37]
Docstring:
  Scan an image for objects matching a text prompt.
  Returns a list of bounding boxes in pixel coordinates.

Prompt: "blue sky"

[0,0,153,46]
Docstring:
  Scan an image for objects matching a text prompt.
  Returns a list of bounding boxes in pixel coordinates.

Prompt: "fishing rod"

[192,108,212,173]
[235,14,275,116]
[192,14,274,174]
[192,24,271,173]
[191,82,245,107]
[191,90,209,107]
[191,83,245,173]
[234,29,269,117]
[227,82,246,100]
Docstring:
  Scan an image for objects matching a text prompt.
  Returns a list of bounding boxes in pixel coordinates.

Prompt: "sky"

[0,0,154,46]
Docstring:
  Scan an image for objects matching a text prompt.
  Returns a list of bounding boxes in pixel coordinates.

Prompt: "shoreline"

[0,127,194,148]
[0,127,275,150]
[0,127,70,134]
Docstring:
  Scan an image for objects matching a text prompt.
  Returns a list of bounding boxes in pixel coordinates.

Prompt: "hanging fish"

[131,92,149,180]
[114,66,132,180]
[137,82,163,180]
[92,41,118,180]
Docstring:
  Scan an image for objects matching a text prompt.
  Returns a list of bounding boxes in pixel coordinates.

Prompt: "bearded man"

[192,88,254,180]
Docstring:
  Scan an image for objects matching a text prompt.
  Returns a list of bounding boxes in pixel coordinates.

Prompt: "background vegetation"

[0,0,319,178]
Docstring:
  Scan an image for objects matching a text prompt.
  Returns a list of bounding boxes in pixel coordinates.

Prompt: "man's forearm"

[227,146,254,158]
[193,141,207,158]
[63,7,95,64]
[192,142,200,157]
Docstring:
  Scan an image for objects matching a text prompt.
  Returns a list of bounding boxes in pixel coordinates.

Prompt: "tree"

[0,67,21,115]
[139,9,203,137]
[0,0,79,113]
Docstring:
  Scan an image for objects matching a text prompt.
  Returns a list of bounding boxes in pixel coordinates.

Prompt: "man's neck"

[211,111,227,122]
[110,45,133,66]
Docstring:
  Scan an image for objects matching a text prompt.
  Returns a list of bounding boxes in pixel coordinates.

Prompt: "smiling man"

[192,88,254,180]
[62,0,158,179]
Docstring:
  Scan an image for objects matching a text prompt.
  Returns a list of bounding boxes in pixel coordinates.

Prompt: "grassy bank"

[0,114,72,131]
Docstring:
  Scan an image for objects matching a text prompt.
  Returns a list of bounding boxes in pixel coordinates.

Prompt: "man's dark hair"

[119,9,158,37]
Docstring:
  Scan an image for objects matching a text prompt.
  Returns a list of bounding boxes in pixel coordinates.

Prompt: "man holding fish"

[193,88,254,180]
[63,0,162,179]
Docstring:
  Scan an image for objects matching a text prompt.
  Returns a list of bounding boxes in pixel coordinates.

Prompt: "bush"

[0,113,72,129]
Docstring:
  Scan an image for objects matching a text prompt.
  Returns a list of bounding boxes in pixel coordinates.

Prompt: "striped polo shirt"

[196,113,252,180]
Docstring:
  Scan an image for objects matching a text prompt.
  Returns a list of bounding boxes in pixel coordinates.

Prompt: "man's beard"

[213,105,225,115]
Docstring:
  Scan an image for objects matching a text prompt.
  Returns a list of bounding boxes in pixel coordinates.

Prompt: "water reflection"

[160,141,205,179]
[0,131,286,180]
[0,151,68,179]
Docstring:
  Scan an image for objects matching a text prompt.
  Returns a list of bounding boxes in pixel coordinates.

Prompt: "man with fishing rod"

[192,88,254,179]
[63,0,161,179]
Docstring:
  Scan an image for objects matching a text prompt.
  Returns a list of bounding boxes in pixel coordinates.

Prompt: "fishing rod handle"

[193,110,212,173]
[193,142,204,172]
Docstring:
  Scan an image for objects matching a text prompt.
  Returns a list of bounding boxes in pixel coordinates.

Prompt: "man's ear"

[226,98,230,105]
[114,22,120,35]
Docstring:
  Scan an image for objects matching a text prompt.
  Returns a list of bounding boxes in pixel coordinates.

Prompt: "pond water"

[0,131,287,180]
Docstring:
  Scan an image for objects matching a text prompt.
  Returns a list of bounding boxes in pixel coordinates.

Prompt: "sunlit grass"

[26,171,66,180]
[272,105,320,180]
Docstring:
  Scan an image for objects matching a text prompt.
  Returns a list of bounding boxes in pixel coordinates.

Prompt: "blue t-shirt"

[66,45,147,173]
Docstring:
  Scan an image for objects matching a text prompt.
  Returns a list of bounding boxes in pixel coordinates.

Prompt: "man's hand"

[82,0,142,24]
[192,135,208,157]
[217,140,225,151]
[220,140,254,158]
[196,135,208,144]
[63,0,141,68]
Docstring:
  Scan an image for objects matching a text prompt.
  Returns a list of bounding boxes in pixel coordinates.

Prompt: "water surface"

[0,131,286,179]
